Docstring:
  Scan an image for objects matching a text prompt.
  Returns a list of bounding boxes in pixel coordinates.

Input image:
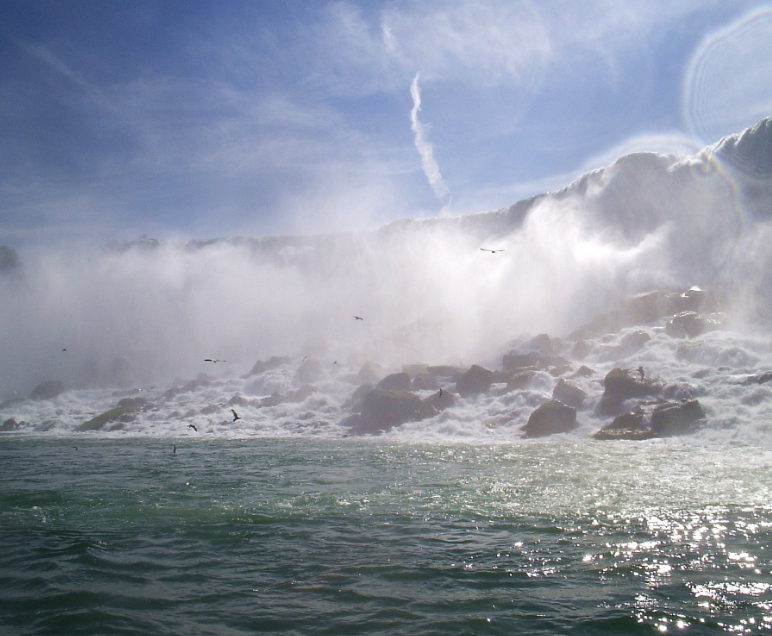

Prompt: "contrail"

[410,73,449,198]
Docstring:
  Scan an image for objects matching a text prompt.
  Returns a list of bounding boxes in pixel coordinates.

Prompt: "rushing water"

[2,436,772,635]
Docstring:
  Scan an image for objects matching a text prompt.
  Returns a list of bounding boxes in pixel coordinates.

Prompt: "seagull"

[439,388,443,398]
[480,248,505,254]
[354,316,364,321]
[188,424,198,432]
[231,409,241,422]
[204,358,226,363]
[173,444,177,454]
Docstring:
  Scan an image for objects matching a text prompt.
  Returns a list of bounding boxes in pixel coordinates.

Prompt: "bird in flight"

[204,358,226,363]
[354,316,364,321]
[188,424,198,432]
[231,409,241,422]
[480,248,505,254]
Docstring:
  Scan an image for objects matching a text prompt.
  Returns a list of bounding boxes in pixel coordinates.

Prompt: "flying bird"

[480,248,505,254]
[204,358,226,363]
[188,424,198,432]
[354,316,364,321]
[61,348,67,352]
[231,409,240,422]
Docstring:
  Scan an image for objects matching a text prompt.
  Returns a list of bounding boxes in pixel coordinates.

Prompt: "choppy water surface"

[2,436,772,635]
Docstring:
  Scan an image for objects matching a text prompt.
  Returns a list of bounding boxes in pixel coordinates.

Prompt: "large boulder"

[29,380,65,401]
[0,418,21,431]
[422,389,456,412]
[377,372,411,391]
[455,365,494,396]
[522,400,577,438]
[597,367,662,415]
[552,379,586,409]
[412,373,439,390]
[593,411,655,440]
[357,361,385,384]
[650,400,706,436]
[295,358,322,385]
[346,389,423,434]
[76,406,138,432]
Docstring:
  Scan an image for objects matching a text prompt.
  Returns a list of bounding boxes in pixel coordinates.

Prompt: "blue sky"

[1,0,772,247]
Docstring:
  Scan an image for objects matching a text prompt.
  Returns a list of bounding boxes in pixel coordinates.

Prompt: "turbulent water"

[2,117,772,634]
[2,437,772,635]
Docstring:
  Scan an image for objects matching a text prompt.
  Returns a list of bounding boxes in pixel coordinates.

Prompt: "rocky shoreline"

[0,286,763,439]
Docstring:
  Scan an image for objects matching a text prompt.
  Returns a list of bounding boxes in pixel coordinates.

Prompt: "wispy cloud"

[410,73,448,198]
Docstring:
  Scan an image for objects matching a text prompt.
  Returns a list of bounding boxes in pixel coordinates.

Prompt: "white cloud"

[410,73,449,198]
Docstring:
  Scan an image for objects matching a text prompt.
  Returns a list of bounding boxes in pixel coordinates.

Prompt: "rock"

[117,397,149,409]
[502,350,570,374]
[526,333,555,353]
[357,361,385,384]
[29,380,65,401]
[455,365,494,396]
[593,411,655,440]
[346,389,423,434]
[344,383,374,412]
[650,400,706,436]
[505,370,537,392]
[295,358,322,385]
[77,406,138,432]
[621,330,651,351]
[402,364,428,377]
[425,365,465,379]
[412,373,439,390]
[597,367,663,415]
[665,311,707,338]
[0,417,20,431]
[377,372,411,391]
[243,356,292,378]
[552,379,586,409]
[522,400,577,438]
[422,389,456,412]
[502,351,542,372]
[571,340,592,360]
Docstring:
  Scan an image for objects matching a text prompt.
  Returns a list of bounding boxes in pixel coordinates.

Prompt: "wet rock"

[502,350,570,374]
[665,312,708,338]
[412,373,439,390]
[552,379,586,409]
[597,367,663,415]
[621,330,651,351]
[357,361,385,384]
[243,356,292,378]
[117,397,149,409]
[77,406,138,432]
[422,389,456,412]
[526,333,555,353]
[29,380,65,401]
[345,389,423,435]
[0,417,20,431]
[593,411,655,440]
[650,400,706,436]
[377,372,411,391]
[571,340,592,360]
[425,365,465,379]
[402,364,428,377]
[295,358,322,385]
[455,365,494,396]
[505,370,537,392]
[344,383,374,412]
[522,400,577,438]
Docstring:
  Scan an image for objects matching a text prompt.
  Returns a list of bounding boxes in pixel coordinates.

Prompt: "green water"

[2,437,772,635]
